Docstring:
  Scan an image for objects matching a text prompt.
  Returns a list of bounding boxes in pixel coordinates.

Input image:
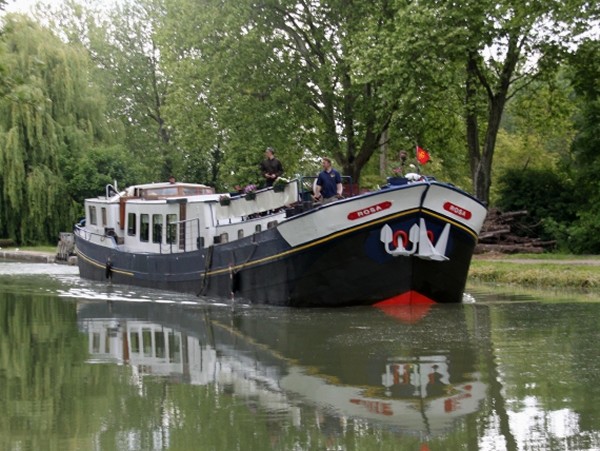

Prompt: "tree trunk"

[477,96,506,203]
[379,129,388,177]
[465,53,482,199]
[465,34,520,204]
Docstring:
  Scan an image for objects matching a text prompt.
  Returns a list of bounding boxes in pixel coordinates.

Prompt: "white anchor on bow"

[379,219,450,261]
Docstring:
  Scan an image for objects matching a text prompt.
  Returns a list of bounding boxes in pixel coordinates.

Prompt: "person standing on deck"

[260,147,284,187]
[313,157,343,204]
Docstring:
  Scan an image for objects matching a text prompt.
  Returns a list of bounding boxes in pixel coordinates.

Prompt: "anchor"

[380,220,450,261]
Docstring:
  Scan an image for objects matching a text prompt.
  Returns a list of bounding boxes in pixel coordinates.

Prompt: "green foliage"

[369,0,595,202]
[490,74,577,203]
[1,0,599,252]
[496,168,578,244]
[566,207,600,254]
[159,0,404,187]
[65,144,145,204]
[159,0,315,188]
[493,41,600,254]
[24,166,78,243]
[44,0,176,182]
[0,15,110,244]
[559,39,600,254]
[568,39,600,174]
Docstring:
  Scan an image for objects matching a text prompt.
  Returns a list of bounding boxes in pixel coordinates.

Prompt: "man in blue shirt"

[313,157,343,204]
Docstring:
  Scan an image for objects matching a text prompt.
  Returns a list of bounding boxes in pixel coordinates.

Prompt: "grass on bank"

[474,253,600,261]
[469,256,600,289]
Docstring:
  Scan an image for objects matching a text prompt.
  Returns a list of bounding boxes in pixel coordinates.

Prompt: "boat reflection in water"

[77,300,486,438]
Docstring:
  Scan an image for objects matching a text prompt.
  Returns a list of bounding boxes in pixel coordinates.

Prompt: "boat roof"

[128,181,212,191]
[85,181,217,203]
[123,182,215,199]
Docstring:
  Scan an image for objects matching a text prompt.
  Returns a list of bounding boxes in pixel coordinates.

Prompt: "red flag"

[416,146,430,165]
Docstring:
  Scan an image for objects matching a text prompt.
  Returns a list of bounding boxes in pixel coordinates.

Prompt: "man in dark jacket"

[260,147,284,187]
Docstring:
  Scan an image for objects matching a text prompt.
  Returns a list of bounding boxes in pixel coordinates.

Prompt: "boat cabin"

[80,181,300,254]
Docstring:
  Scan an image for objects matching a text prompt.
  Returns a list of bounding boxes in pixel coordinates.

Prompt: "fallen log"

[495,210,528,219]
[478,228,512,240]
[476,208,556,254]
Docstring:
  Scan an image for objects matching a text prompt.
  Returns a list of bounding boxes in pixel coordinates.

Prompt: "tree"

[0,1,8,98]
[563,39,600,253]
[452,0,595,203]
[490,73,577,202]
[43,0,177,182]
[0,14,106,243]
[368,0,597,203]
[496,167,578,244]
[159,0,406,188]
[65,144,146,204]
[494,41,600,254]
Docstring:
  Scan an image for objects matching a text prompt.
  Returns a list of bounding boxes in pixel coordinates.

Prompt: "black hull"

[76,208,478,307]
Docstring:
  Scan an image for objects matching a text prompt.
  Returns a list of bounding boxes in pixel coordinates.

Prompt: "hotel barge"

[74,176,486,307]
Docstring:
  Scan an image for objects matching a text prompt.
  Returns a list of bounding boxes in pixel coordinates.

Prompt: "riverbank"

[470,254,600,289]
[0,248,76,265]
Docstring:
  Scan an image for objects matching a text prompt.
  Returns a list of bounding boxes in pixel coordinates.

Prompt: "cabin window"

[140,214,150,242]
[92,332,101,353]
[152,214,163,243]
[130,331,140,354]
[169,332,181,363]
[166,214,177,244]
[127,212,137,236]
[155,330,165,358]
[142,328,153,357]
[267,221,278,229]
[89,206,97,225]
[238,230,244,239]
[104,333,111,354]
[255,224,262,233]
[101,207,107,226]
[220,233,229,243]
[143,187,178,198]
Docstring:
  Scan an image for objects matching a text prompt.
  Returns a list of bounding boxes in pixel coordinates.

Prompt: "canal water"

[1,261,599,451]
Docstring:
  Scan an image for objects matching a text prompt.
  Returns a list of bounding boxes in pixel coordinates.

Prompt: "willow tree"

[0,15,105,244]
[37,0,177,182]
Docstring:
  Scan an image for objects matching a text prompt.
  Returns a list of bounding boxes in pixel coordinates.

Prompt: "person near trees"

[313,157,343,204]
[259,147,284,187]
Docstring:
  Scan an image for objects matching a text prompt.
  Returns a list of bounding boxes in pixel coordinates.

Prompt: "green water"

[1,261,600,450]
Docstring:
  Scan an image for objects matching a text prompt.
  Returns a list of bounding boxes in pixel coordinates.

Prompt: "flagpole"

[415,144,421,174]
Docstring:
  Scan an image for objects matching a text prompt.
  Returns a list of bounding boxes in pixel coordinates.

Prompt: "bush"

[567,210,600,253]
[496,168,578,243]
[0,238,16,247]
